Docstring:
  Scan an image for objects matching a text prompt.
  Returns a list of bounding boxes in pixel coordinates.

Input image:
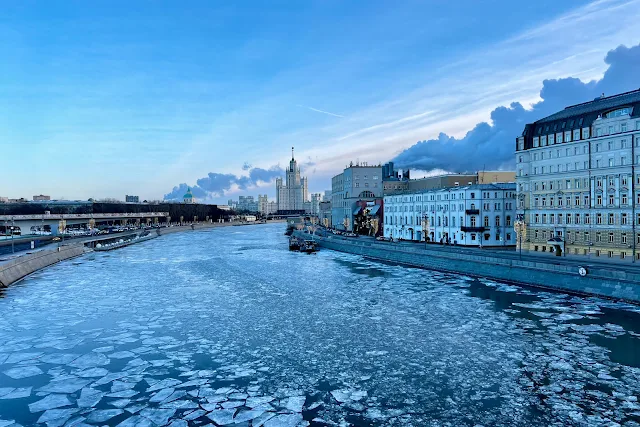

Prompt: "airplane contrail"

[297,104,345,118]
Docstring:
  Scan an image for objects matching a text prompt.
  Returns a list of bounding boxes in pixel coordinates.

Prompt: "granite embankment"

[0,244,86,287]
[297,232,640,303]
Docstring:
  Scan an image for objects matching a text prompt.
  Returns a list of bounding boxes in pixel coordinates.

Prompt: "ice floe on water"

[0,224,639,426]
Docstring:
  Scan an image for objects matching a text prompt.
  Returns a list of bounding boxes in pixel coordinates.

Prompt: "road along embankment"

[296,232,640,303]
[0,244,86,287]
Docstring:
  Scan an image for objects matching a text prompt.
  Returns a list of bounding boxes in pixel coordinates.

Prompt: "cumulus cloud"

[393,43,640,173]
[164,165,284,201]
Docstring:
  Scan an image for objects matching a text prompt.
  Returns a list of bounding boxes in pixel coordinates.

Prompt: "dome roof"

[184,188,193,198]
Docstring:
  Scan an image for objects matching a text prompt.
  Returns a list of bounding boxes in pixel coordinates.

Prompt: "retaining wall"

[299,233,640,302]
[0,244,86,287]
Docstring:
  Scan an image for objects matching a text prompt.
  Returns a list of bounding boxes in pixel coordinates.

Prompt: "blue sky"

[1,0,639,203]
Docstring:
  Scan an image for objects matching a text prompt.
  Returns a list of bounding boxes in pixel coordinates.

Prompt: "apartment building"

[383,183,517,246]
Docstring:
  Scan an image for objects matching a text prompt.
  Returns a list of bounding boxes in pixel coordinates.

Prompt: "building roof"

[384,182,515,197]
[522,88,640,138]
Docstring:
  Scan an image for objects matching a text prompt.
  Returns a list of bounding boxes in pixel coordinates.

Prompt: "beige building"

[515,89,640,261]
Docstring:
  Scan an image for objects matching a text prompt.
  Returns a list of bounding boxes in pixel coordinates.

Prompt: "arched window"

[359,191,375,198]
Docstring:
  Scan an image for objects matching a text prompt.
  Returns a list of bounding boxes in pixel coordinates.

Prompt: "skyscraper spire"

[291,146,294,160]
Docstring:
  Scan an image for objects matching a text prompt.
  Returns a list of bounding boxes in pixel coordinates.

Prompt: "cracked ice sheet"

[28,394,73,413]
[3,365,43,379]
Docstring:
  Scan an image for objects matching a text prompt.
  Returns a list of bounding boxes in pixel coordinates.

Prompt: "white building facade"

[516,89,640,261]
[276,149,308,212]
[383,183,517,246]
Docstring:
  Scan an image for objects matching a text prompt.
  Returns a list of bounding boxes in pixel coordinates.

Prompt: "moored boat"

[299,240,318,254]
[289,237,301,251]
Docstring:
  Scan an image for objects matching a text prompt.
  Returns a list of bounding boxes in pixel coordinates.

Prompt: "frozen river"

[1,223,639,426]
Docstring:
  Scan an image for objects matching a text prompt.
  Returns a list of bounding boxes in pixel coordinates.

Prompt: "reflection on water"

[0,223,639,426]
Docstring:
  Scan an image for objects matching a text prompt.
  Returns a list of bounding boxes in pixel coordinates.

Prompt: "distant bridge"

[0,212,169,236]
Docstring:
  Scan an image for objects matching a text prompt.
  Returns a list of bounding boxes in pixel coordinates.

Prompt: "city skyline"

[2,0,640,203]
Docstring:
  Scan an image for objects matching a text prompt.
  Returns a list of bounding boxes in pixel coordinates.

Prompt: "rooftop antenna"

[291,146,294,160]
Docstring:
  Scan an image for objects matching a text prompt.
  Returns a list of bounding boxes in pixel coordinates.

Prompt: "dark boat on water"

[289,237,301,251]
[299,240,318,254]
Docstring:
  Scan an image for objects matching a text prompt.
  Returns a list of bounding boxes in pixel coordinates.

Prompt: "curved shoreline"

[0,220,282,288]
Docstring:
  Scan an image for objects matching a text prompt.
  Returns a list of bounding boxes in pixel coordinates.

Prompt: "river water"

[1,223,639,426]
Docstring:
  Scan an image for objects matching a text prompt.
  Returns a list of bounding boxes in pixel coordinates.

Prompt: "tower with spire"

[276,146,308,212]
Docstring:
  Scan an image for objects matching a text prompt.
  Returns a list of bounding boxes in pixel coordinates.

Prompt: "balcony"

[461,226,485,232]
[465,209,480,215]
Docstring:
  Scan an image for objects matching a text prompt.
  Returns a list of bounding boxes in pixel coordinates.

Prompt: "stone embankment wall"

[298,233,640,302]
[0,244,86,287]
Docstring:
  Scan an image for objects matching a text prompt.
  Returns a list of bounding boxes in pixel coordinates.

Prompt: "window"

[506,233,511,240]
[608,213,615,225]
[506,216,511,226]
[470,216,476,227]
[596,232,602,242]
[597,195,602,206]
[495,217,501,227]
[609,195,614,206]
[622,233,627,244]
[596,213,602,224]
[484,216,489,227]
[622,213,628,225]
[609,158,614,167]
[622,194,628,205]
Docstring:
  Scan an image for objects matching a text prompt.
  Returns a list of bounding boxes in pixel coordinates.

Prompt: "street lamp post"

[517,193,527,260]
[11,217,15,254]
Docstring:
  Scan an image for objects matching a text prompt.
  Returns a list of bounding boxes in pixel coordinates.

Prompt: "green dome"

[184,187,193,198]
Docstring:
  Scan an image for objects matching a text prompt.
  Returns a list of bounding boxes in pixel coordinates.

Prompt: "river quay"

[294,230,640,303]
[0,223,639,426]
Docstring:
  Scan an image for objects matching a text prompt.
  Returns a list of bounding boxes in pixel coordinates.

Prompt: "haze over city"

[2,0,640,203]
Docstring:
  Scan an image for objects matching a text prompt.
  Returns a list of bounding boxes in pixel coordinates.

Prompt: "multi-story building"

[276,148,308,212]
[33,195,51,201]
[305,193,321,215]
[258,195,269,214]
[516,89,640,261]
[383,183,517,246]
[238,196,258,212]
[125,195,139,203]
[319,200,332,227]
[331,162,383,230]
